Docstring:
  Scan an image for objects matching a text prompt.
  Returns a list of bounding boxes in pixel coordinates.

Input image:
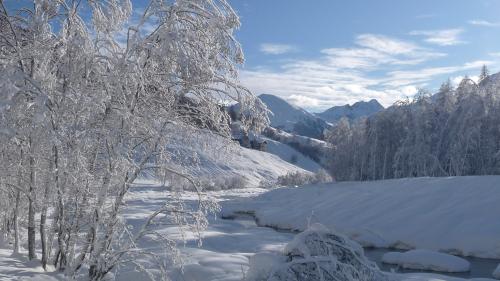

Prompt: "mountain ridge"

[316,99,384,123]
[257,94,330,139]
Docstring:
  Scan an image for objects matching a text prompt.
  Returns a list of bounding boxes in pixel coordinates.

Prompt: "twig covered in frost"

[0,0,268,280]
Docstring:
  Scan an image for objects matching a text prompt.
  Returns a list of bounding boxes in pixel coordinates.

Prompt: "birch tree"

[0,0,267,280]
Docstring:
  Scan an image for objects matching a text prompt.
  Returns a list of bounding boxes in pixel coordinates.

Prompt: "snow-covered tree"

[246,224,385,281]
[480,64,489,82]
[327,72,500,181]
[0,0,266,280]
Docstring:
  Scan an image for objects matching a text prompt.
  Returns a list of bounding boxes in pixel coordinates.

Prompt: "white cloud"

[382,60,491,87]
[260,43,297,55]
[410,29,466,46]
[355,34,418,55]
[319,34,445,70]
[468,20,500,27]
[451,75,480,86]
[241,34,493,111]
[287,95,321,108]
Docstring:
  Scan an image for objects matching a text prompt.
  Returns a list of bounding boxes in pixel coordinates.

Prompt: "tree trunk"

[40,152,53,270]
[53,146,67,270]
[13,190,21,254]
[40,204,47,269]
[28,137,36,260]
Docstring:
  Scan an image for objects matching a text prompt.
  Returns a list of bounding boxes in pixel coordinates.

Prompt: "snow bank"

[493,264,500,279]
[222,176,500,258]
[382,250,470,273]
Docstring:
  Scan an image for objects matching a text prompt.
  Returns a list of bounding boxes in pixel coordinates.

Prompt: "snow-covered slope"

[223,176,500,258]
[161,129,310,188]
[263,138,322,172]
[258,94,314,129]
[317,99,383,123]
[257,94,330,139]
[264,127,331,166]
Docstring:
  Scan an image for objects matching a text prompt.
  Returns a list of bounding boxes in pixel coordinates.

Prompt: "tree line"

[327,66,500,181]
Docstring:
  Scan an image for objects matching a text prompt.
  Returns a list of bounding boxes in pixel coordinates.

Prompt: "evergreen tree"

[327,74,500,181]
[439,78,453,93]
[480,64,489,82]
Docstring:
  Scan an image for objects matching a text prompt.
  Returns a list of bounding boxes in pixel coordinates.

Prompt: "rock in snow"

[382,249,470,273]
[246,223,385,281]
[493,264,500,279]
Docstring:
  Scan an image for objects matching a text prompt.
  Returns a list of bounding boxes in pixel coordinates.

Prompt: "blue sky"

[5,0,500,111]
[228,0,500,111]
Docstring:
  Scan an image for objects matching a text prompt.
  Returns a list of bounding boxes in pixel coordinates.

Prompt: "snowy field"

[117,185,288,281]
[111,180,500,281]
[1,177,499,280]
[223,176,500,259]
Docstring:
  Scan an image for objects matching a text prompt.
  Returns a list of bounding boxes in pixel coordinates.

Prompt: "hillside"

[263,127,332,166]
[160,128,311,188]
[263,138,322,172]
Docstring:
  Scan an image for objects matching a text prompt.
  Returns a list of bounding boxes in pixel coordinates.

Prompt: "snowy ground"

[223,176,500,259]
[1,178,499,280]
[0,248,60,280]
[115,184,294,281]
[118,181,500,281]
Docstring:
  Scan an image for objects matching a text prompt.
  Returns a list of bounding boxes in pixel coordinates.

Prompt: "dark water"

[364,247,500,279]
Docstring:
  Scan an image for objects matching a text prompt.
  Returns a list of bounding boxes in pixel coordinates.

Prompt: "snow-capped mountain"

[316,99,384,123]
[257,94,331,139]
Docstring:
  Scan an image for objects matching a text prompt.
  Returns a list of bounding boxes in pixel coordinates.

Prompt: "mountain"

[257,94,331,139]
[317,99,384,123]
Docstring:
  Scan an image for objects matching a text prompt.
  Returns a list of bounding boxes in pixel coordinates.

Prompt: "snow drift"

[223,176,500,258]
[382,249,470,273]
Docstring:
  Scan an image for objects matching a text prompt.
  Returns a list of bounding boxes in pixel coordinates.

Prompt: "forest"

[327,67,500,181]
